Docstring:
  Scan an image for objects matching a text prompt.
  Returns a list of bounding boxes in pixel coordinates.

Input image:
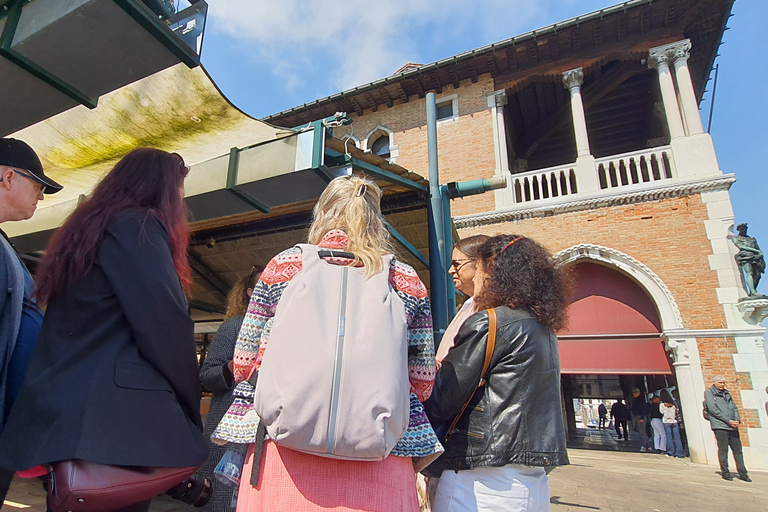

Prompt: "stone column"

[665,334,721,466]
[563,67,599,193]
[487,90,514,207]
[562,68,591,157]
[648,46,685,140]
[670,39,705,136]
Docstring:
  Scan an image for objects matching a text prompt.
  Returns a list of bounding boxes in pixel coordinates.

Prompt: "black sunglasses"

[450,258,474,270]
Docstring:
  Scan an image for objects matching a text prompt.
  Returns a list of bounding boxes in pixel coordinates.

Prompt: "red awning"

[558,337,673,375]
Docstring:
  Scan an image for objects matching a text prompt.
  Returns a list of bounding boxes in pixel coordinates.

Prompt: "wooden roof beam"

[430,71,443,94]
[467,60,479,83]
[365,92,378,112]
[534,82,548,127]
[487,53,499,78]
[395,81,409,103]
[348,95,364,116]
[521,60,643,159]
[381,86,394,108]
[414,75,426,98]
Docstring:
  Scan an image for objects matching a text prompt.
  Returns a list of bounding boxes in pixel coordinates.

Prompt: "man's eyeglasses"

[450,258,474,271]
[0,169,44,192]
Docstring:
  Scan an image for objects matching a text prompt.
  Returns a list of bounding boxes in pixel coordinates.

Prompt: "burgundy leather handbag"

[46,460,200,512]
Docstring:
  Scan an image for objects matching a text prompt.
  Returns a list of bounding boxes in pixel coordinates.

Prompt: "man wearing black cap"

[0,137,62,500]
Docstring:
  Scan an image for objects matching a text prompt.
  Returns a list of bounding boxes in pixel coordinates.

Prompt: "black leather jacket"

[424,306,569,475]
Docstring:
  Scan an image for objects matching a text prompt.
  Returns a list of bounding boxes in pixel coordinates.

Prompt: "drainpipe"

[441,176,507,320]
[426,92,449,345]
[441,186,457,320]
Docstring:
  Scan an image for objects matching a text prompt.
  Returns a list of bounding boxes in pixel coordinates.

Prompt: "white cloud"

[207,0,544,92]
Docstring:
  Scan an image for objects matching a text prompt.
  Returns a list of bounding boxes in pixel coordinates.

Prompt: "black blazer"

[0,209,207,469]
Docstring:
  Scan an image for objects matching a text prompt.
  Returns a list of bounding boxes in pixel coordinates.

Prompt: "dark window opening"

[370,135,391,159]
[437,101,454,121]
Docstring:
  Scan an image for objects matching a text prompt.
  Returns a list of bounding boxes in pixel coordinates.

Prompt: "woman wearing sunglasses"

[424,235,570,512]
[435,235,489,365]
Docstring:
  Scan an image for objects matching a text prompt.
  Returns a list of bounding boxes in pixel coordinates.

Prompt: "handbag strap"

[445,308,497,440]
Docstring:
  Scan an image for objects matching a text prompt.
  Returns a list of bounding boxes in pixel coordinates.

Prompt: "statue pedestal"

[736,298,768,328]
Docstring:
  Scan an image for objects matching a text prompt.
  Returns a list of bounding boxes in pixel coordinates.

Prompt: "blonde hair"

[308,175,393,278]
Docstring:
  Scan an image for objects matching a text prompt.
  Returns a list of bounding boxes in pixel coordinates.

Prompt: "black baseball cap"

[0,138,62,194]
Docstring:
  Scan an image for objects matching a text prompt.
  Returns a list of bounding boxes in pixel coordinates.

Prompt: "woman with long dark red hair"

[0,149,207,512]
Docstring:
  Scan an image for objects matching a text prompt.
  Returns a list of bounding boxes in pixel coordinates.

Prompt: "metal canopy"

[0,0,207,137]
[3,61,284,251]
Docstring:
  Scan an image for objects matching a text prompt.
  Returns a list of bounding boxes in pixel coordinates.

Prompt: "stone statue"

[732,223,766,299]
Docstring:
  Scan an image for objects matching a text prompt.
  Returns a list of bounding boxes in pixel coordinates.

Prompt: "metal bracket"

[386,224,429,268]
[226,147,270,213]
[324,148,428,193]
[112,0,203,68]
[0,0,98,109]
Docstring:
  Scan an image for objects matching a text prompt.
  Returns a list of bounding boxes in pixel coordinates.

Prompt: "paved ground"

[4,431,765,511]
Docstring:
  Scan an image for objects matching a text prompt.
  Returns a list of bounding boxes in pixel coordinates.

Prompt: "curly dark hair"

[474,234,572,330]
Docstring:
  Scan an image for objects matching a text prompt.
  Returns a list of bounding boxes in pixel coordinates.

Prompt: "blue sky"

[199,0,767,294]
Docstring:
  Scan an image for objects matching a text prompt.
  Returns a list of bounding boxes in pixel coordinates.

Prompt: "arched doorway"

[559,261,681,452]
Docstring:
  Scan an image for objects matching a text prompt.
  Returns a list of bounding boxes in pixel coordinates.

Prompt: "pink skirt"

[237,441,420,512]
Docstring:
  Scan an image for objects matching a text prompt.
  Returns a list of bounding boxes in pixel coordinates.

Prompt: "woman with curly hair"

[196,267,261,512]
[424,234,570,512]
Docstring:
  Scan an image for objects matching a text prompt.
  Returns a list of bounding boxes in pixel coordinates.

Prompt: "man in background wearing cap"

[704,375,751,482]
[0,137,62,500]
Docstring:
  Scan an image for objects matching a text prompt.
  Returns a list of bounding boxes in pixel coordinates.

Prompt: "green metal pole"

[441,185,457,320]
[426,92,449,345]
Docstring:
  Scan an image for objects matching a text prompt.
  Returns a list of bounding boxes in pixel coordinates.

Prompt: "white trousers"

[651,418,667,451]
[431,465,550,512]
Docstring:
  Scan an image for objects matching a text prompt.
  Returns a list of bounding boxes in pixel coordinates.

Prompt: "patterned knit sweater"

[227,230,442,459]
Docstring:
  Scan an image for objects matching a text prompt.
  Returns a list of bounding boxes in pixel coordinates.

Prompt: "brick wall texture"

[339,76,757,436]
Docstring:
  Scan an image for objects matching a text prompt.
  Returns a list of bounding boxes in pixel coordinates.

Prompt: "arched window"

[370,135,391,160]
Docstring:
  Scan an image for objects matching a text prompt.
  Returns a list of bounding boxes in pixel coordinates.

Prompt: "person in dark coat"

[598,403,608,430]
[630,387,651,451]
[610,399,630,440]
[0,138,62,502]
[194,269,260,512]
[0,149,207,512]
[424,235,570,512]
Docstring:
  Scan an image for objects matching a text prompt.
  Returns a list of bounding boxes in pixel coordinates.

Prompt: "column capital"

[562,67,584,90]
[665,338,691,365]
[648,39,692,68]
[487,90,508,109]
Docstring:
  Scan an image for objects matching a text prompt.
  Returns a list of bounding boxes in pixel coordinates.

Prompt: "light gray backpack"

[253,244,410,460]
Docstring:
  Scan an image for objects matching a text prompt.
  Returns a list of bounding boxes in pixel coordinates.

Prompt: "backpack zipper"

[326,266,349,454]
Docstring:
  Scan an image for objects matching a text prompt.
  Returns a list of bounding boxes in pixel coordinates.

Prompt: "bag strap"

[445,308,497,441]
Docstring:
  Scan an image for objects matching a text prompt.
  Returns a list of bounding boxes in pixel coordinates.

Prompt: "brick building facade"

[266,0,767,469]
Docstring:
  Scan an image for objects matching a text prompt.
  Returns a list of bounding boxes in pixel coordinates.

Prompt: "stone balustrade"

[508,145,676,208]
[510,163,579,205]
[595,146,676,190]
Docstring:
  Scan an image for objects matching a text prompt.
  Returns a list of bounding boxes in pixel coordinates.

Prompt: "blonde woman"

[218,175,441,512]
